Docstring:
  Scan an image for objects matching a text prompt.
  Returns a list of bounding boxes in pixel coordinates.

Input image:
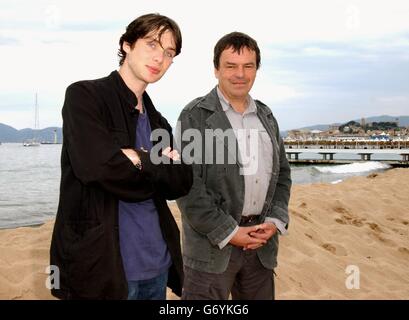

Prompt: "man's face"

[123,29,176,84]
[214,46,257,101]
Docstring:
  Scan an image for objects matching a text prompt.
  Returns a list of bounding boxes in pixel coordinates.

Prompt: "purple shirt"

[119,110,171,281]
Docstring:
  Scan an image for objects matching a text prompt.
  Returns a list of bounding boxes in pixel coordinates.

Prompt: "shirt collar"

[216,86,257,114]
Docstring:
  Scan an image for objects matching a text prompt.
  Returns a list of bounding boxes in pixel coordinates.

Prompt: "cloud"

[302,47,347,57]
[376,95,409,108]
[41,39,71,45]
[0,35,18,45]
[1,0,409,131]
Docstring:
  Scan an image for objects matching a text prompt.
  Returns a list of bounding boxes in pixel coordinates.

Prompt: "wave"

[313,161,391,174]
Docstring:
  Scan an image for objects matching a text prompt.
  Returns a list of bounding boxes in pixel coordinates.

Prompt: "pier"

[284,147,409,167]
[357,152,373,161]
[285,140,409,150]
[318,152,336,160]
[286,152,301,160]
[401,153,409,161]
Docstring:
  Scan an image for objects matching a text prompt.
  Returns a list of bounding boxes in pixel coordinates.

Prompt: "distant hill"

[280,115,409,137]
[0,123,20,141]
[0,123,62,143]
[2,115,408,142]
[298,123,341,131]
[281,123,339,137]
[289,115,409,133]
[354,115,409,127]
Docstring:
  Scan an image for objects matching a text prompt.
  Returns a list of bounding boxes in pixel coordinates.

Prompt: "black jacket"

[50,71,193,299]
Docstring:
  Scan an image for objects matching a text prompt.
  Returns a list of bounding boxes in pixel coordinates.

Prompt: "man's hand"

[229,226,267,248]
[121,148,140,165]
[245,223,277,250]
[121,147,180,166]
[162,147,180,161]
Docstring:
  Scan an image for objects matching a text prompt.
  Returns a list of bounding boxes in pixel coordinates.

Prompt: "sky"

[1,0,409,131]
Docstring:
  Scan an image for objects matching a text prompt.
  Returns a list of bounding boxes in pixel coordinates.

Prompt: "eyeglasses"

[144,38,176,60]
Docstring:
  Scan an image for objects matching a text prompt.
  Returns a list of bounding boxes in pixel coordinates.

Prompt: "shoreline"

[0,168,408,299]
[0,222,45,231]
[0,165,397,231]
[289,159,409,168]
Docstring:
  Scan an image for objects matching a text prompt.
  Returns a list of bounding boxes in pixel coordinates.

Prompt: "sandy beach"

[1,168,408,300]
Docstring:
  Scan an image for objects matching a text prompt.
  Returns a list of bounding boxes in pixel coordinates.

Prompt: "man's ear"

[214,68,219,79]
[123,41,131,54]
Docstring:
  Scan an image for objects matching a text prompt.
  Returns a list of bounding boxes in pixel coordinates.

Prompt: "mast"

[34,92,39,131]
[22,93,41,146]
[33,92,40,143]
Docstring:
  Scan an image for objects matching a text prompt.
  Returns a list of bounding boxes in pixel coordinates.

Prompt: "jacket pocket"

[266,232,279,254]
[182,223,211,262]
[63,223,106,297]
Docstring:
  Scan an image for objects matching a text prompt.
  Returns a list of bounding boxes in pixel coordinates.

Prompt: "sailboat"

[40,129,60,144]
[23,140,40,147]
[23,93,41,147]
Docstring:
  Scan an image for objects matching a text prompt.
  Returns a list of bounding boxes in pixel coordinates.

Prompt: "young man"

[50,14,192,300]
[177,32,291,300]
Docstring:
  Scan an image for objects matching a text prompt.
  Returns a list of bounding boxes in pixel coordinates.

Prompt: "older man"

[177,32,291,300]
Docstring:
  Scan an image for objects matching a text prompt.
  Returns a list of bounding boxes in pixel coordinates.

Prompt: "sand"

[1,168,408,300]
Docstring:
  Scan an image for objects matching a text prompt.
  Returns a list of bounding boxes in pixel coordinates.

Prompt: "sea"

[0,143,396,229]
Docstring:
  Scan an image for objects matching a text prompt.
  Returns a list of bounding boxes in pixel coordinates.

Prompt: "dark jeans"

[182,246,275,300]
[127,270,168,300]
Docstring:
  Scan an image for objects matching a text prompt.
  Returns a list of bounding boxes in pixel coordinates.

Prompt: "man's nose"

[153,49,165,63]
[235,66,245,78]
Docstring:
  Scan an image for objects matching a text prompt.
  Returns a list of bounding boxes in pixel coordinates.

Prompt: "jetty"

[285,145,409,168]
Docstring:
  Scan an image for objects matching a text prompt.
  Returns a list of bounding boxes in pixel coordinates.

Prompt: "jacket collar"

[108,70,162,129]
[200,85,272,117]
[109,70,138,107]
[198,86,223,112]
[199,87,239,166]
[198,85,276,168]
[216,86,257,114]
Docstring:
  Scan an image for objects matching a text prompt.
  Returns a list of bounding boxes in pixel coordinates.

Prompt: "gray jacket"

[176,87,291,273]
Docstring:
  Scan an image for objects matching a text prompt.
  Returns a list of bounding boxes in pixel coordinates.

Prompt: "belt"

[239,214,260,226]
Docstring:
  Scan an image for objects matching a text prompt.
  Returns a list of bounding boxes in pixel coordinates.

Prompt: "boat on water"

[23,93,41,147]
[23,140,41,147]
[40,129,60,144]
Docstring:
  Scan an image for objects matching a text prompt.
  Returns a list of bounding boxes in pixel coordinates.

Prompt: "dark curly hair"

[118,13,182,66]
